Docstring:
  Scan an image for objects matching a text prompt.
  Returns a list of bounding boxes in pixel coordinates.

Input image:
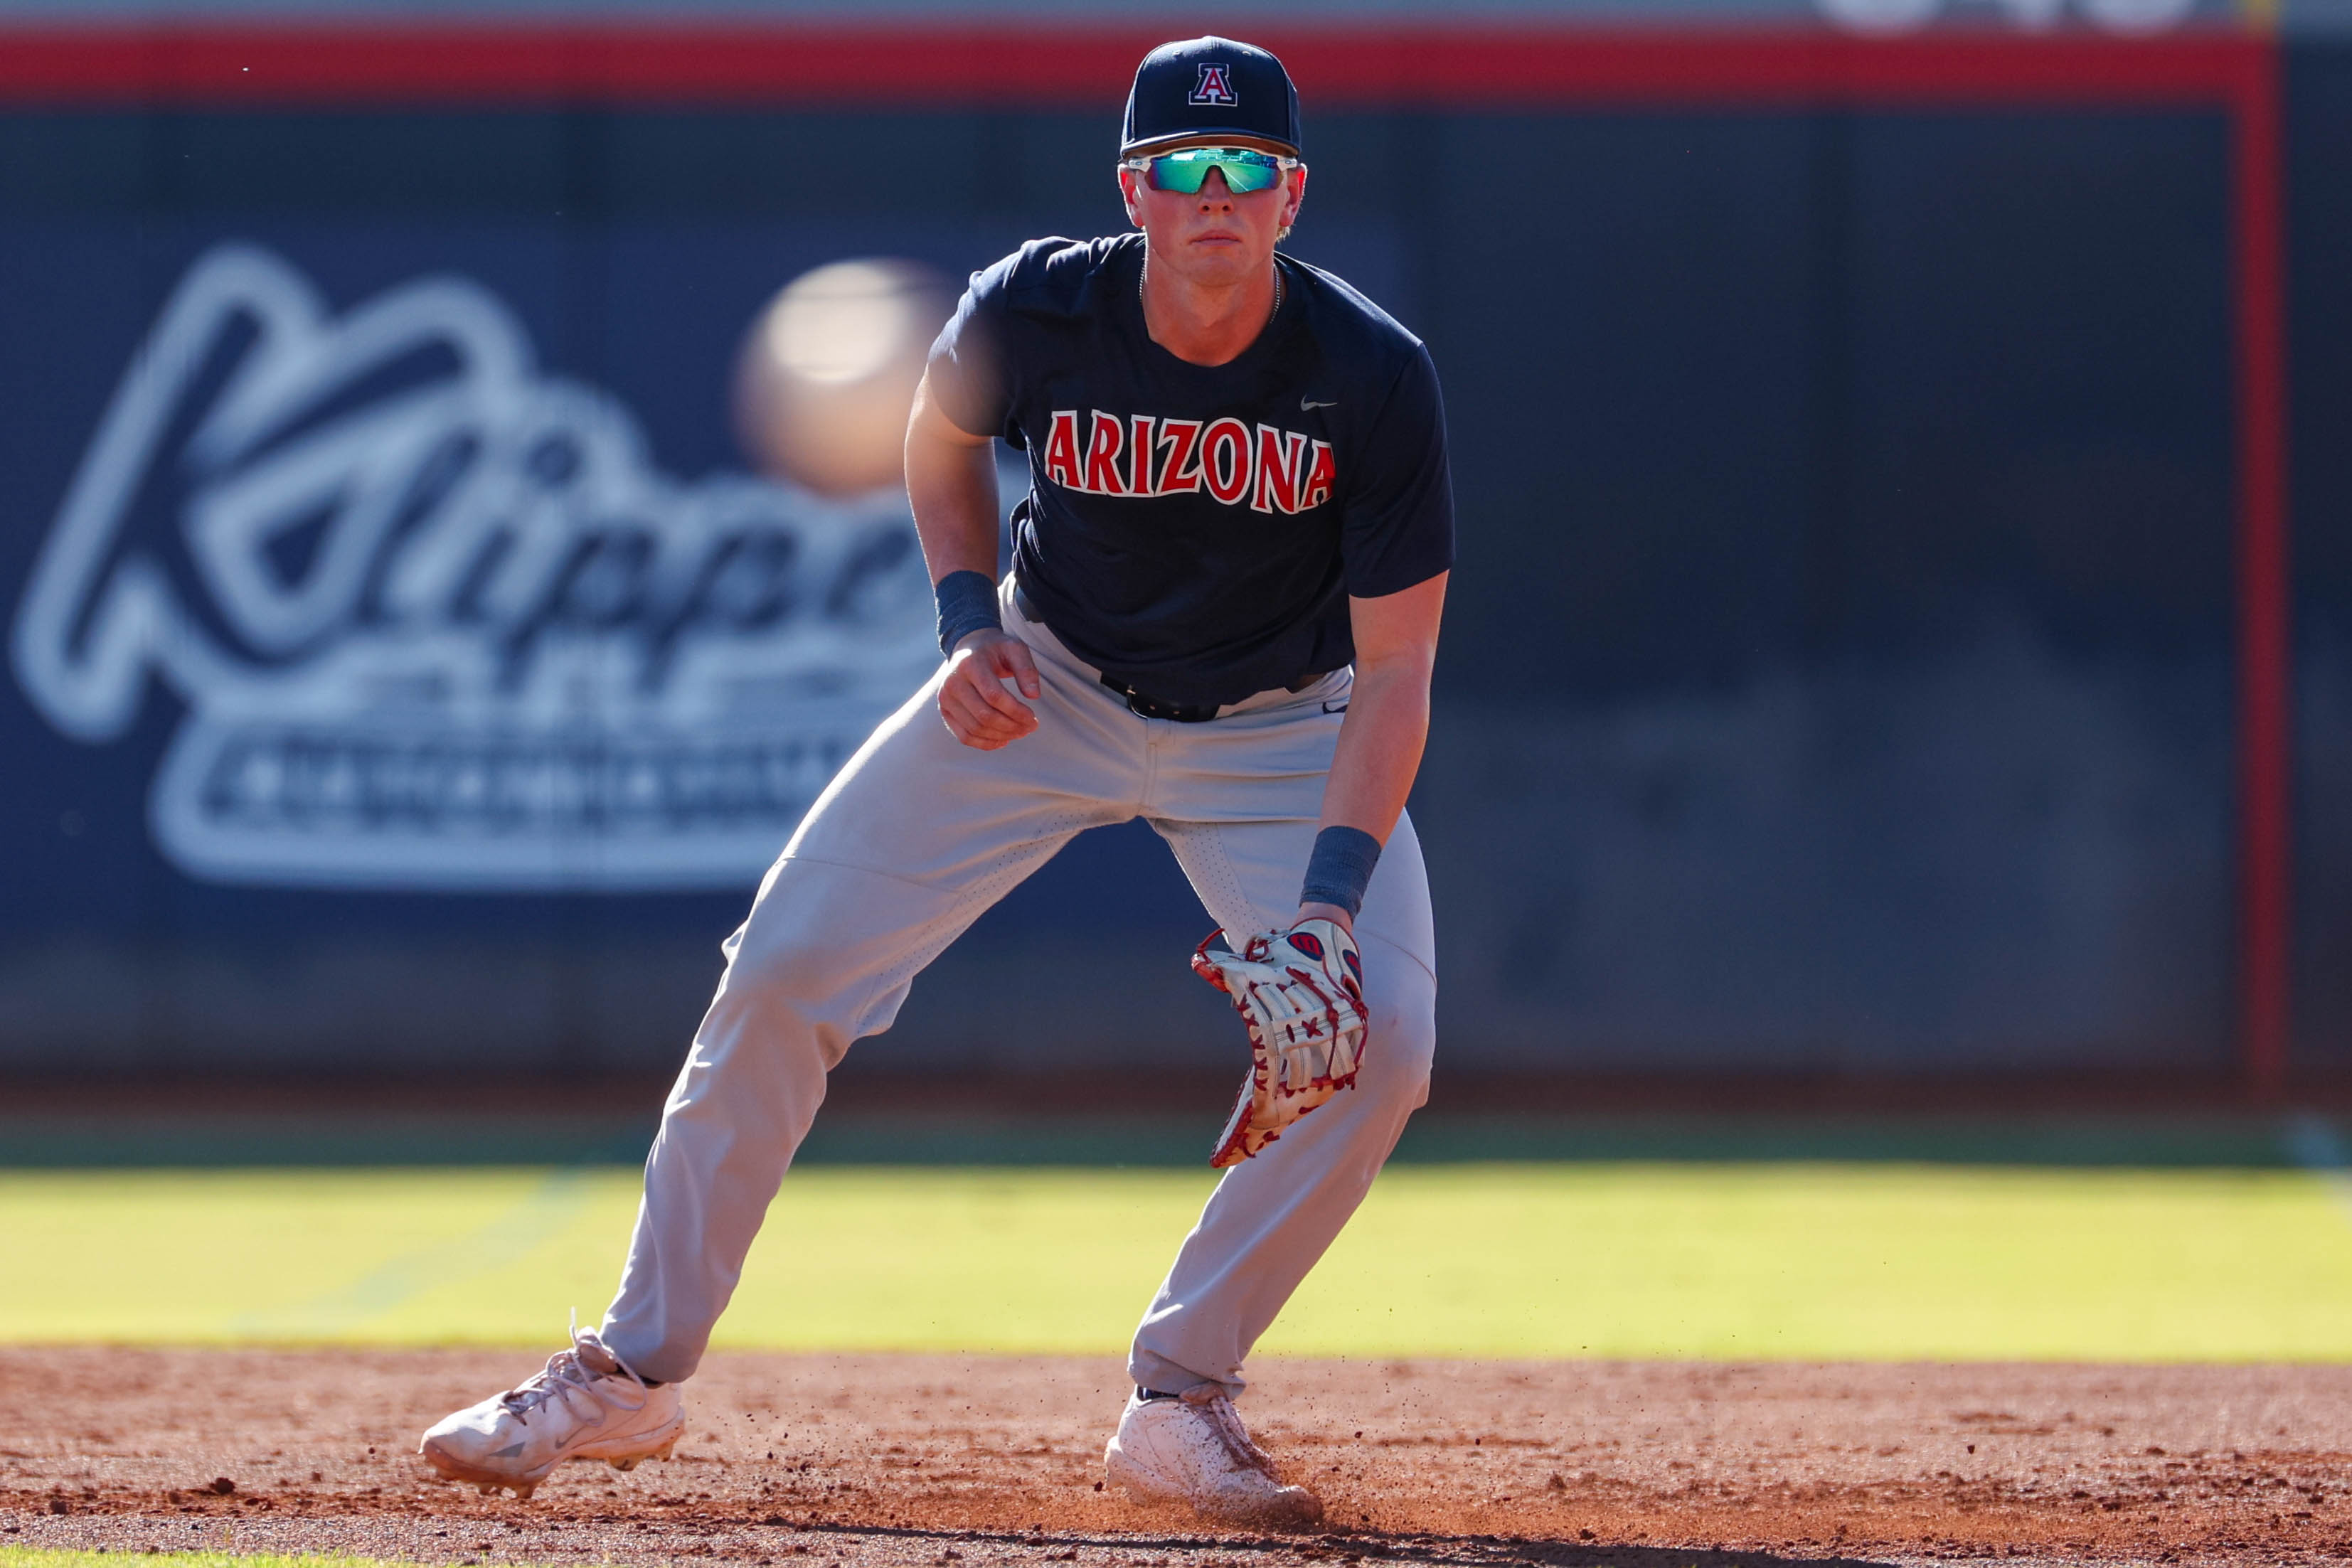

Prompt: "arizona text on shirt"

[1041,410,1337,513]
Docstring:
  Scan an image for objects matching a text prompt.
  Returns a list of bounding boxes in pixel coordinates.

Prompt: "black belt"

[1097,675,1223,723]
[1098,668,1339,722]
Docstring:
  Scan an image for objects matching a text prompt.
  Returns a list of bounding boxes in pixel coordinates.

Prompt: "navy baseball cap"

[1120,36,1302,160]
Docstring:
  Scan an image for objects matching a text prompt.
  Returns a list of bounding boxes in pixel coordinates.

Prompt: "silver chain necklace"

[1138,257,1284,324]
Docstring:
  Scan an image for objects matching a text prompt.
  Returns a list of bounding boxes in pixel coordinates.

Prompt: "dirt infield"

[2,1350,2348,1568]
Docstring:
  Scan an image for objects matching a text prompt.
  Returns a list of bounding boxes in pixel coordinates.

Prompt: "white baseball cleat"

[418,1322,683,1500]
[1102,1386,1323,1529]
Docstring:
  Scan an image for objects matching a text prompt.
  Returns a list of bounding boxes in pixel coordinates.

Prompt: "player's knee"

[725,908,836,1004]
[713,860,907,1027]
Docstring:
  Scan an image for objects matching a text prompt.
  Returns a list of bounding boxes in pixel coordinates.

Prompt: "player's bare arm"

[1298,571,1447,934]
[905,371,1041,750]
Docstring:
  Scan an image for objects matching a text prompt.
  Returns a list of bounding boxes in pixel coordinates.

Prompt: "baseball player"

[420,35,1451,1529]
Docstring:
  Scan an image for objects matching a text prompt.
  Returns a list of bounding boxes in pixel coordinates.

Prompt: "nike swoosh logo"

[1322,700,1349,714]
[1301,398,1338,410]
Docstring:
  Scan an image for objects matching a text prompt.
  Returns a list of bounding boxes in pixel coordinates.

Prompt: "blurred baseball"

[733,258,956,496]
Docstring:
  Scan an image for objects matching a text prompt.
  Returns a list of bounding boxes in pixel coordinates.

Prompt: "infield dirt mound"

[1,1350,2348,1567]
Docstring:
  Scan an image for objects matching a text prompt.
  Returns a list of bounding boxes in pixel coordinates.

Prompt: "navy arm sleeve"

[924,258,1018,442]
[1339,345,1455,599]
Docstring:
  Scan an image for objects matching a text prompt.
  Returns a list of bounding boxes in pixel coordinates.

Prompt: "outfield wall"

[0,13,2341,1079]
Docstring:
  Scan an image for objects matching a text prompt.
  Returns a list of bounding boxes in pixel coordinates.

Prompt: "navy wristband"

[934,570,1003,656]
[1300,825,1383,918]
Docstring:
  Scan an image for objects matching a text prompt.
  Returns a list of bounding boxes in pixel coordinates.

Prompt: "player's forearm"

[1316,653,1432,846]
[905,385,1001,584]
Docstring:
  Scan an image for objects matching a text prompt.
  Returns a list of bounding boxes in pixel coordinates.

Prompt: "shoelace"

[500,1323,643,1423]
[1181,1387,1277,1477]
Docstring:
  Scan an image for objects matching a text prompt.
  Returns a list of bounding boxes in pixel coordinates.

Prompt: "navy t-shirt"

[925,233,1454,709]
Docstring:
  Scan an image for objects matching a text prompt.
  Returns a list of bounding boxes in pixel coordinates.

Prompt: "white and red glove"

[1191,918,1369,1168]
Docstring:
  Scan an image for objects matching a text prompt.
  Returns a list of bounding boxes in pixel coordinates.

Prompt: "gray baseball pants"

[600,584,1438,1399]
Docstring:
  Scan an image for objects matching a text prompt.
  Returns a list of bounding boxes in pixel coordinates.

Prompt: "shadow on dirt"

[789,1520,1900,1568]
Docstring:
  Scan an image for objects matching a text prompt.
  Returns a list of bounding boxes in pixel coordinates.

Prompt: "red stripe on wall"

[0,26,2274,107]
[1305,30,2268,105]
[2228,41,2293,1099]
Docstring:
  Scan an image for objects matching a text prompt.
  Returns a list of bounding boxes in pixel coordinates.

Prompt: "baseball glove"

[1191,918,1368,1168]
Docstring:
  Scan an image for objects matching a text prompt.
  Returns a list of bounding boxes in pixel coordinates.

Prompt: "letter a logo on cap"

[1189,63,1238,106]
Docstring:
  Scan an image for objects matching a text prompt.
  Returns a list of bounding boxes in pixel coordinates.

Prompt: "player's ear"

[1118,164,1144,228]
[1281,165,1307,230]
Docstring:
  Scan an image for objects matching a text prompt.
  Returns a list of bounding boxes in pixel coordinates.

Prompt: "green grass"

[6,1162,2352,1360]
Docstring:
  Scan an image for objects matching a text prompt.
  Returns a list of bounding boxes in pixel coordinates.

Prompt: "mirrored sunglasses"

[1124,146,1297,196]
